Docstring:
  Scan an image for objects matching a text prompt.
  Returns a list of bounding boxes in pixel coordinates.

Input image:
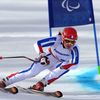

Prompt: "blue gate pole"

[93,23,100,74]
[49,28,52,37]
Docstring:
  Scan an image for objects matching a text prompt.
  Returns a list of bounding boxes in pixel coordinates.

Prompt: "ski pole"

[0,56,35,62]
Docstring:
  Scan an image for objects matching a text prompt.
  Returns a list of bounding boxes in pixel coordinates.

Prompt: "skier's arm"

[61,46,79,70]
[34,34,61,65]
[71,45,79,64]
[36,37,56,53]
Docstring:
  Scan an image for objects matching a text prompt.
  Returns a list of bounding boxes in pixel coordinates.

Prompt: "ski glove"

[40,56,50,65]
[34,52,46,62]
[34,52,50,65]
[39,52,50,65]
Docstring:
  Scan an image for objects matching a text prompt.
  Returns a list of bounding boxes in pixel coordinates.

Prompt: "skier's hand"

[34,52,46,62]
[58,32,61,35]
[39,52,50,65]
[40,56,50,65]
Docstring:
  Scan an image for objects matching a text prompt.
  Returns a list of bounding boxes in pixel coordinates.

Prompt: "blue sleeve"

[71,46,79,64]
[37,37,57,47]
[36,37,57,53]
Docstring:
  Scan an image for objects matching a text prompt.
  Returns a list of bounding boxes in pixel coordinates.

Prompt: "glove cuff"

[39,52,46,57]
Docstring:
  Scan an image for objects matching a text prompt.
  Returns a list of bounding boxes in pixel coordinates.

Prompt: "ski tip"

[54,91,63,98]
[9,87,18,94]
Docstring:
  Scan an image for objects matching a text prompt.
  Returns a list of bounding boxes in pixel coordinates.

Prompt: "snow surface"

[0,0,100,100]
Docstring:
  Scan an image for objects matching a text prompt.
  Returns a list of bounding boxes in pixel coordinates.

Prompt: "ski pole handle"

[0,56,35,62]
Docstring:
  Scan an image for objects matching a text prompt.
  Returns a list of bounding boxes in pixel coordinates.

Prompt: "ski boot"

[0,80,6,88]
[31,82,44,91]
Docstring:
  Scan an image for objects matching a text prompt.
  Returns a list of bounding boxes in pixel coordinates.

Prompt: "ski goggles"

[64,39,76,45]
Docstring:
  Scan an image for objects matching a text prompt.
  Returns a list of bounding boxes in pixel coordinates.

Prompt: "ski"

[0,86,18,94]
[17,86,63,98]
[0,86,63,98]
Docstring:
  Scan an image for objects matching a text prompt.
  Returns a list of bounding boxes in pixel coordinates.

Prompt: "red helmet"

[62,27,78,41]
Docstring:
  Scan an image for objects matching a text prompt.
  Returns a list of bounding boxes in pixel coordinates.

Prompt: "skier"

[0,27,79,91]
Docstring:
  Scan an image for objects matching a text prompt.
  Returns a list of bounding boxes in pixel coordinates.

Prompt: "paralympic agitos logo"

[61,0,80,12]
